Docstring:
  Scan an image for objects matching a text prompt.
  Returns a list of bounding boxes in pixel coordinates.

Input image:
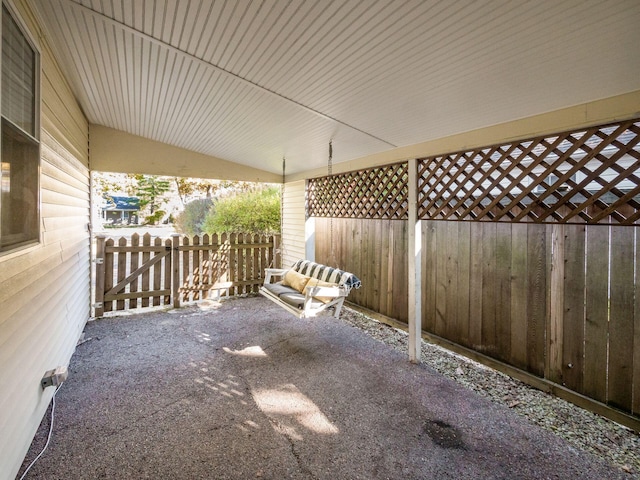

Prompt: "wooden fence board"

[583,225,609,403]
[259,233,267,282]
[394,221,408,321]
[202,234,211,297]
[182,236,190,302]
[381,222,391,315]
[562,225,586,392]
[468,222,483,350]
[495,222,512,363]
[510,224,528,370]
[435,221,448,337]
[163,236,174,305]
[193,235,202,300]
[94,237,106,317]
[237,234,245,295]
[456,221,471,348]
[116,237,127,311]
[129,234,140,309]
[141,233,151,308]
[151,237,162,307]
[373,221,383,313]
[526,225,548,377]
[548,225,565,384]
[608,226,635,411]
[422,221,436,333]
[481,222,497,356]
[253,234,260,293]
[445,221,459,341]
[363,220,373,311]
[104,238,114,312]
[229,234,237,296]
[634,228,640,416]
[220,233,229,288]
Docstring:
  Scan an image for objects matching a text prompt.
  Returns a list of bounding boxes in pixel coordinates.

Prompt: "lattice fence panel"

[418,119,640,224]
[307,163,409,219]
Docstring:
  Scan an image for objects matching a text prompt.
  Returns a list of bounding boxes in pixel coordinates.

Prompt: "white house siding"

[281,180,307,267]
[0,2,90,479]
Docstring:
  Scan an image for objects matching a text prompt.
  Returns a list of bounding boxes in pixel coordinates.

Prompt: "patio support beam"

[305,217,316,262]
[408,158,422,363]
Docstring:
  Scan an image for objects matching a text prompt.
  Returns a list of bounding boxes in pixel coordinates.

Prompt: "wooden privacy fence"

[94,233,280,316]
[308,118,640,428]
[314,217,408,322]
[421,220,640,416]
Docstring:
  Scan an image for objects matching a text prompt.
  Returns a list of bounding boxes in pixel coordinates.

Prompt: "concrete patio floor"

[19,296,627,479]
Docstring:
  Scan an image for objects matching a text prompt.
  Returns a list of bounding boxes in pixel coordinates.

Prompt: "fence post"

[172,234,181,308]
[408,158,422,364]
[94,235,106,317]
[274,234,281,268]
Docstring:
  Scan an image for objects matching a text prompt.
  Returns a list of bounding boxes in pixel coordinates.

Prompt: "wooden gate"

[94,233,280,316]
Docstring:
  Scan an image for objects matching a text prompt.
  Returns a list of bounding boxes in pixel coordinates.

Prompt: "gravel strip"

[339,307,640,477]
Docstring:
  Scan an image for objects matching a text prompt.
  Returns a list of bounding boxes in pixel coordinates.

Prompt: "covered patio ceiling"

[31,0,640,178]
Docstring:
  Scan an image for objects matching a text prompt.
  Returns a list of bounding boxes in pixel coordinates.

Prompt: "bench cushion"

[262,282,296,297]
[262,282,326,310]
[279,292,325,310]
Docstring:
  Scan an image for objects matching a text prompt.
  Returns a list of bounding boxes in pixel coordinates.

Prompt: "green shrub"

[203,187,280,234]
[175,198,213,235]
[144,209,166,225]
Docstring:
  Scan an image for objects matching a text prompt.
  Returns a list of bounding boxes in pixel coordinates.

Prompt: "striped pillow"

[291,260,361,292]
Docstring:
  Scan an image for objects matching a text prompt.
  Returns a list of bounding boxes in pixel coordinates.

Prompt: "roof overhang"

[90,124,281,183]
[31,0,640,180]
[291,90,640,181]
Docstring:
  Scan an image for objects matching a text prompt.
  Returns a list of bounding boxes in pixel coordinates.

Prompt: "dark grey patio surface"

[20,296,625,479]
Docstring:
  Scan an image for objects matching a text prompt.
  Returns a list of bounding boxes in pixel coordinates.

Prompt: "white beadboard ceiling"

[31,0,640,176]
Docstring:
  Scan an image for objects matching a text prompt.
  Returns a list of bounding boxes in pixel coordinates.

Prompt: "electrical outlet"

[41,366,68,389]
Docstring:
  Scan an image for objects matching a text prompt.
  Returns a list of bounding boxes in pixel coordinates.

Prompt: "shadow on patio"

[19,296,625,479]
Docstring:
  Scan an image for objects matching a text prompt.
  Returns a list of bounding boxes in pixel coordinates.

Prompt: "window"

[1,4,39,252]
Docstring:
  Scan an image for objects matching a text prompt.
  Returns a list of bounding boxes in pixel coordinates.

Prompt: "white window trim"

[0,0,42,255]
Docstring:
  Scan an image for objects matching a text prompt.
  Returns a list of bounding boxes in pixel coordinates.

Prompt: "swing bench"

[259,260,361,318]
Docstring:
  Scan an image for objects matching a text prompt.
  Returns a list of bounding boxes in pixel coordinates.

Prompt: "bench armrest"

[305,285,347,299]
[264,268,288,284]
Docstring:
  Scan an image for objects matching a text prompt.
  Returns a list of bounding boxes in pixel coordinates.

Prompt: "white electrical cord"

[18,382,64,480]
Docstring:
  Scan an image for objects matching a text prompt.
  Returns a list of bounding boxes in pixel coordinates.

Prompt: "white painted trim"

[407,158,421,363]
[305,217,315,262]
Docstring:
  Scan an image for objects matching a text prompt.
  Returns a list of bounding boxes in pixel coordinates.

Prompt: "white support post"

[408,158,422,363]
[305,216,316,262]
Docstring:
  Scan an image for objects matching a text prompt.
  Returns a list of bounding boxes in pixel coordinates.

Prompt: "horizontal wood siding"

[0,2,90,478]
[282,180,306,267]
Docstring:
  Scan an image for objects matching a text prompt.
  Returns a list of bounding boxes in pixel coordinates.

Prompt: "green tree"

[175,198,214,235]
[135,175,171,224]
[202,186,280,234]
